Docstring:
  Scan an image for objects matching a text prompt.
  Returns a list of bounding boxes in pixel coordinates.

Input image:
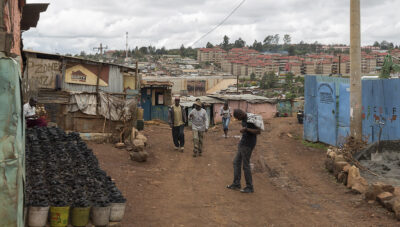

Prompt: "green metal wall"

[0,57,25,226]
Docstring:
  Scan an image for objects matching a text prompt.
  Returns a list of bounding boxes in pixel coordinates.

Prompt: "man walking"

[226,109,263,193]
[189,100,208,157]
[168,97,187,152]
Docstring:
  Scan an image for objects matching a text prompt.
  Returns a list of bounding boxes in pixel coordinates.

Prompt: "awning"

[21,3,49,31]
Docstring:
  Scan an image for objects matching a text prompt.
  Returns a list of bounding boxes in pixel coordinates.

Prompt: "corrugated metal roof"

[23,50,137,71]
[179,96,224,107]
[141,80,173,87]
[208,94,277,104]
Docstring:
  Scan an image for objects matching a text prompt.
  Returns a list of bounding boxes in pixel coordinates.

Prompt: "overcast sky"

[23,0,400,54]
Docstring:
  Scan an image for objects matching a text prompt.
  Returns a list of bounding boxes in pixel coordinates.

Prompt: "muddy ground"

[90,117,398,226]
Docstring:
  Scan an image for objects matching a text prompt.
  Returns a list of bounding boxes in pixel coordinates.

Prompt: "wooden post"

[95,63,103,115]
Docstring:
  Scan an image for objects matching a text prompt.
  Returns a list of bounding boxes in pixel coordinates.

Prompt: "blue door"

[141,88,152,121]
[317,82,337,146]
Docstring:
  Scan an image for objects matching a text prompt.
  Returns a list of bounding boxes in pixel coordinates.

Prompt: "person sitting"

[24,98,47,128]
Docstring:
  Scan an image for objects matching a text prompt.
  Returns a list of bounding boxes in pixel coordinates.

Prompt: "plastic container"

[109,202,126,222]
[28,206,49,227]
[71,207,91,227]
[91,206,111,226]
[136,120,144,131]
[137,108,144,120]
[50,206,70,227]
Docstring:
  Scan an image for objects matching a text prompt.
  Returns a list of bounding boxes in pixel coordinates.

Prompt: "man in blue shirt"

[227,109,262,193]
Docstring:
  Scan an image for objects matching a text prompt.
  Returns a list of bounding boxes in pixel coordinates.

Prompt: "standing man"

[168,97,187,152]
[226,109,263,193]
[189,100,208,157]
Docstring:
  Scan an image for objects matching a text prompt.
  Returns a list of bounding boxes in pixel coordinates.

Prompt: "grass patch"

[301,140,328,150]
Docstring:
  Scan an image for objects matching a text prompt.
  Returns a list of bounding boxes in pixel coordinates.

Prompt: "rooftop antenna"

[93,43,108,57]
[125,32,129,58]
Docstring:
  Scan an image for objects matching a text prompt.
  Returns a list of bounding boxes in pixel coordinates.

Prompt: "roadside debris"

[125,127,149,162]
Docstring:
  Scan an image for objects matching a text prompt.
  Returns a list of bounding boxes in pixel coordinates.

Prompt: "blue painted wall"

[151,105,169,122]
[304,76,318,142]
[338,84,350,146]
[362,79,400,143]
[306,76,400,146]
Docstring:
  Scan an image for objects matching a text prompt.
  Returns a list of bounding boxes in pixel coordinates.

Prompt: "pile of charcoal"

[25,127,126,208]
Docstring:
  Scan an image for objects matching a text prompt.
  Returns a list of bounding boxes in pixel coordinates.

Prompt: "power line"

[189,0,246,47]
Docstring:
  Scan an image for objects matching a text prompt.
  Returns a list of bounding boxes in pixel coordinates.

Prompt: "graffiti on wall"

[27,58,61,89]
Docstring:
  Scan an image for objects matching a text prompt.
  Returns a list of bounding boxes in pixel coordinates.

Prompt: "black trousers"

[172,125,185,147]
[233,145,254,189]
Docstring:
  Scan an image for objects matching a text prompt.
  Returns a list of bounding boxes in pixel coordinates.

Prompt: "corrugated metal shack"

[140,80,173,122]
[23,50,140,133]
[180,96,224,126]
[208,94,277,123]
[180,94,277,126]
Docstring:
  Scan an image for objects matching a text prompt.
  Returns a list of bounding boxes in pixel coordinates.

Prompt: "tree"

[251,40,263,52]
[234,38,245,48]
[206,42,214,48]
[260,71,277,89]
[222,35,230,51]
[288,45,295,56]
[250,72,256,81]
[263,35,274,45]
[139,46,148,55]
[272,34,280,45]
[179,44,185,57]
[79,51,86,57]
[380,40,390,50]
[283,34,291,45]
[373,41,380,47]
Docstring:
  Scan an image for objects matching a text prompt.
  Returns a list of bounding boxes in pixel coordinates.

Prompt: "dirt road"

[90,117,397,226]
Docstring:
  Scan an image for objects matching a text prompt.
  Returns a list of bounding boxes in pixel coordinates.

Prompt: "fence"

[305,76,400,146]
[362,79,400,143]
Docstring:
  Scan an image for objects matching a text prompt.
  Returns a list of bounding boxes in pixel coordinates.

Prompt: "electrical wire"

[189,0,246,47]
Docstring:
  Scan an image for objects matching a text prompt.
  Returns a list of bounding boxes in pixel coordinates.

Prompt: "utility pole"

[93,43,108,58]
[350,0,362,140]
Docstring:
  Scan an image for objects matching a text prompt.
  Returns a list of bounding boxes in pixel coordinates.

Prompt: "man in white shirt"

[188,100,208,157]
[23,98,37,119]
[24,98,47,128]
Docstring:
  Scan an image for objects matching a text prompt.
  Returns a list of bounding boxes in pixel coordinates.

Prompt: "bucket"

[71,207,90,227]
[136,120,144,131]
[137,108,144,120]
[91,206,111,226]
[50,206,70,227]
[28,206,49,227]
[109,202,126,222]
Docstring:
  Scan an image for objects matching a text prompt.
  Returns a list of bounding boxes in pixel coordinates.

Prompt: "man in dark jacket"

[226,109,262,193]
[168,97,187,152]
